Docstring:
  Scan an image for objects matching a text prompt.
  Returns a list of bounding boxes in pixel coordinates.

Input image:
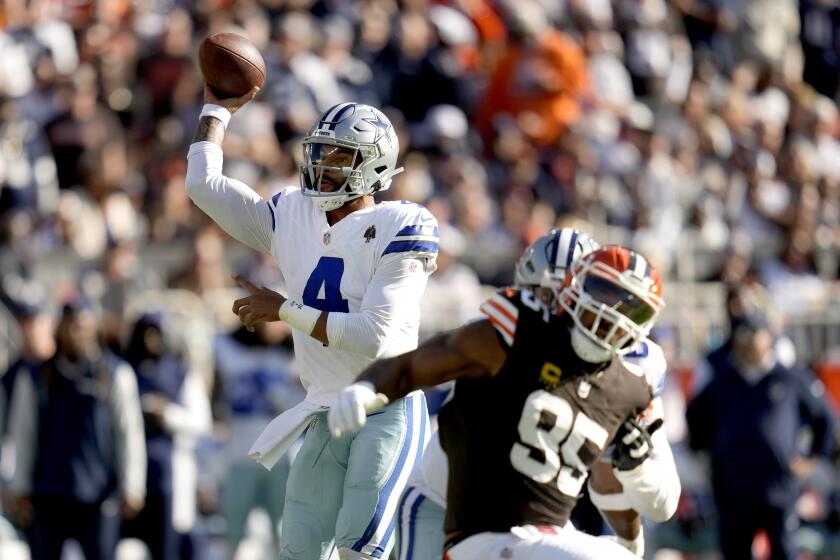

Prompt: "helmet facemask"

[300,140,377,211]
[559,260,660,363]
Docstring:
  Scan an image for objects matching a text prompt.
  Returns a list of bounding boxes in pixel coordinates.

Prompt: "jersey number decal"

[303,257,349,313]
[510,390,609,497]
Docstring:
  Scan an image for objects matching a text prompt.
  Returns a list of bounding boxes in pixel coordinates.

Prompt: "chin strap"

[571,327,613,363]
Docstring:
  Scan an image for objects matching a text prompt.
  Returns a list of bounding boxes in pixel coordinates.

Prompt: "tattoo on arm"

[191,116,226,145]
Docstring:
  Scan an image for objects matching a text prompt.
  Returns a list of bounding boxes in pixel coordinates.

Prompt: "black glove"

[612,418,663,471]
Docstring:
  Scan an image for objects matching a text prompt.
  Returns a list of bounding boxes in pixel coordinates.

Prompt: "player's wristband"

[588,484,632,511]
[279,299,321,335]
[199,104,232,129]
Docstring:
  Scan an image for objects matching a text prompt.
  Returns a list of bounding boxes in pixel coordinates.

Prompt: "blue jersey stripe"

[396,225,439,237]
[383,240,439,256]
[626,341,649,358]
[353,394,418,555]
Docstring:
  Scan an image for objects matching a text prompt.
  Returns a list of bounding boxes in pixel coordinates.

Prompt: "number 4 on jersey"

[303,256,349,313]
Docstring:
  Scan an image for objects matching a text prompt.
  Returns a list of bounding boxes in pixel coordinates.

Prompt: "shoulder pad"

[381,201,439,260]
[622,339,667,397]
[479,290,520,346]
[266,186,299,231]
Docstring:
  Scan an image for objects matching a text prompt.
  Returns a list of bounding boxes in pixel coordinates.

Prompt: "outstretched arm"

[362,319,506,401]
[184,86,274,255]
[328,319,507,436]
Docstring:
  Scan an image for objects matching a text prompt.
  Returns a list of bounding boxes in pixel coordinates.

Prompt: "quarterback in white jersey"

[396,229,680,560]
[185,87,434,560]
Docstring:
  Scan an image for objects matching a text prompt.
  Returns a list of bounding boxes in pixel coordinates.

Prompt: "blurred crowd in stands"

[1,0,839,558]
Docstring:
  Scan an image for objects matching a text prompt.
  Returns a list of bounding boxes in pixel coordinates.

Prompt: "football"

[198,32,266,98]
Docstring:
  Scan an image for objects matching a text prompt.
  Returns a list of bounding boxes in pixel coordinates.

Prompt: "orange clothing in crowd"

[457,0,507,43]
[477,29,590,144]
[815,359,840,412]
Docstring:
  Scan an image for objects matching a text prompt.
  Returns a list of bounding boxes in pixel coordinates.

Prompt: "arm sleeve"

[326,255,431,359]
[161,371,212,439]
[611,417,681,522]
[185,141,274,256]
[110,363,147,501]
[9,373,37,495]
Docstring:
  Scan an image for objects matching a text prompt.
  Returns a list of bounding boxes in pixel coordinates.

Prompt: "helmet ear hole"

[375,165,387,174]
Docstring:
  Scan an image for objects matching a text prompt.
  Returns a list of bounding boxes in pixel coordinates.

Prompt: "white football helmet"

[300,102,404,211]
[514,228,600,303]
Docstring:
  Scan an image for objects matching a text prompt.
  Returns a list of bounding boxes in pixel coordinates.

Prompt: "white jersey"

[591,338,681,522]
[620,338,668,426]
[268,188,437,404]
[185,142,438,407]
[410,338,669,510]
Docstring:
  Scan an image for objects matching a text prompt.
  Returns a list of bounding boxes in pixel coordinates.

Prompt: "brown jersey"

[438,289,653,544]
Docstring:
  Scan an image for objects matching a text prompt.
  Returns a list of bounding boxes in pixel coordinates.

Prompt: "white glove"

[601,532,644,558]
[328,382,390,437]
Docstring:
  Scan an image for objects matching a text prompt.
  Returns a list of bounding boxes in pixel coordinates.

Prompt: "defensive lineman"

[330,246,668,559]
[185,86,436,559]
[395,229,680,559]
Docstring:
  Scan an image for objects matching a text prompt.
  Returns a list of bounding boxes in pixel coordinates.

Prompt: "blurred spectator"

[382,11,465,123]
[136,9,194,121]
[212,321,303,557]
[0,299,54,557]
[0,93,59,217]
[418,226,483,339]
[687,310,836,560]
[738,0,801,74]
[674,0,738,71]
[799,0,840,98]
[122,314,211,560]
[0,300,55,434]
[8,299,146,560]
[44,64,125,192]
[265,10,340,140]
[319,15,379,106]
[170,226,231,297]
[476,0,590,144]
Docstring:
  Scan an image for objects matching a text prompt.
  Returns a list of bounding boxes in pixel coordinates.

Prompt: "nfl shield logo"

[323,232,331,245]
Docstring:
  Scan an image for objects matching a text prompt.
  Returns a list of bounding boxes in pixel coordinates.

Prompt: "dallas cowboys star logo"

[362,114,392,144]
